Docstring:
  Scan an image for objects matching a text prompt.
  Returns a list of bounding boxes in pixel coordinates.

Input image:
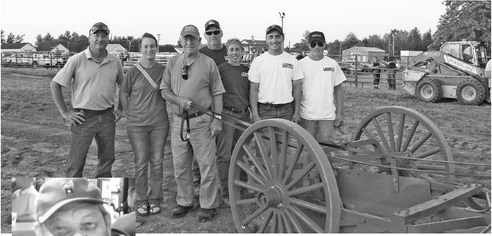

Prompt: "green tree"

[1,30,5,45]
[407,27,422,51]
[430,1,491,49]
[6,33,15,44]
[420,29,433,51]
[342,32,360,50]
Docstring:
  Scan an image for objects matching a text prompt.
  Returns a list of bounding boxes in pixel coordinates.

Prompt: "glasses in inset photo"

[205,30,221,36]
[182,65,189,80]
[310,41,324,48]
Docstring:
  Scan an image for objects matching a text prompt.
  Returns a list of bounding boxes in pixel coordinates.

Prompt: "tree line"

[1,1,490,56]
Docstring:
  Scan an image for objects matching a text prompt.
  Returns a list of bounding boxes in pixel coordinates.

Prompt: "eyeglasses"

[205,30,221,36]
[182,65,189,80]
[310,41,325,48]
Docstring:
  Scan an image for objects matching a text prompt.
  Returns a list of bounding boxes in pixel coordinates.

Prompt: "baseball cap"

[181,24,200,38]
[205,19,220,30]
[308,31,325,43]
[266,24,284,36]
[37,178,104,223]
[90,22,110,35]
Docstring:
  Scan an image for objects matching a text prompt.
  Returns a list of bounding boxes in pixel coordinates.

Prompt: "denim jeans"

[258,102,294,120]
[127,124,169,205]
[216,109,250,195]
[301,119,335,142]
[67,110,115,177]
[171,114,220,209]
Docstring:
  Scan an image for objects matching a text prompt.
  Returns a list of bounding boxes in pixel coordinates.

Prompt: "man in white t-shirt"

[294,31,346,142]
[249,24,301,123]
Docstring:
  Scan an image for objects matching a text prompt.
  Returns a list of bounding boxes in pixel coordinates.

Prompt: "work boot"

[171,205,193,218]
[197,208,217,222]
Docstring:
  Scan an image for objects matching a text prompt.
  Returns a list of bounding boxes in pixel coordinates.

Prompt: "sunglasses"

[310,41,325,48]
[205,30,221,36]
[182,65,189,80]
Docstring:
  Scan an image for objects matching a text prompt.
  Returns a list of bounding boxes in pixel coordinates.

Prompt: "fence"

[1,52,67,68]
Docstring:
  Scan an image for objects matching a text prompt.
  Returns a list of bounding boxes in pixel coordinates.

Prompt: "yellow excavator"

[402,41,490,105]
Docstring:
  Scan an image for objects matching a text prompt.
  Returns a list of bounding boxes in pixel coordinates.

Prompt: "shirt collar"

[84,47,114,63]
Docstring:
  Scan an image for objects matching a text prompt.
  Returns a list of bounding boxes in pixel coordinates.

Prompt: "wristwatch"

[213,114,222,120]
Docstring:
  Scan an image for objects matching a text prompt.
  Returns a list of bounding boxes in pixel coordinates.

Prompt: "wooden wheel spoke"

[243,145,271,182]
[372,117,391,152]
[287,182,324,196]
[288,197,328,214]
[285,208,304,232]
[278,129,289,182]
[402,119,419,152]
[413,147,442,159]
[235,197,258,205]
[408,132,433,153]
[362,127,375,140]
[396,114,406,151]
[253,131,274,179]
[386,112,396,151]
[289,205,324,233]
[233,179,265,193]
[240,205,269,226]
[277,211,285,233]
[236,161,269,186]
[257,209,273,233]
[285,161,316,190]
[282,143,304,185]
[268,127,279,181]
[270,211,278,233]
[279,212,293,233]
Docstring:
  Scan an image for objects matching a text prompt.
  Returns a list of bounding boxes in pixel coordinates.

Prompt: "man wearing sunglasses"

[293,31,346,143]
[199,19,228,66]
[50,22,124,177]
[161,24,224,222]
[249,24,301,123]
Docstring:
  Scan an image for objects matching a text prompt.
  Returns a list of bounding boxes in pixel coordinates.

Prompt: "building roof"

[241,39,267,46]
[347,46,386,52]
[1,43,35,50]
[106,44,125,52]
[159,45,177,53]
[36,42,65,51]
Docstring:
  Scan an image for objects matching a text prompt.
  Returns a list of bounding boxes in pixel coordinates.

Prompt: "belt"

[177,107,211,119]
[258,102,292,108]
[224,106,248,114]
[74,106,113,115]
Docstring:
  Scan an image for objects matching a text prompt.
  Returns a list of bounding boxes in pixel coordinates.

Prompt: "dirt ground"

[1,67,490,233]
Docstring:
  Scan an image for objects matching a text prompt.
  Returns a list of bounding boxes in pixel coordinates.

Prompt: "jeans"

[258,102,294,120]
[171,114,219,209]
[386,69,397,89]
[127,124,169,205]
[301,119,335,142]
[67,110,115,177]
[216,109,250,195]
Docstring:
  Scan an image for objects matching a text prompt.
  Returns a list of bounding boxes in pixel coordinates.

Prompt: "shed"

[342,46,386,62]
[241,39,268,54]
[106,44,127,58]
[1,43,37,54]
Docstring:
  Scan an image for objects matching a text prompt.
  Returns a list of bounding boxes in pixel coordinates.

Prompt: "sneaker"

[171,205,193,218]
[197,208,217,222]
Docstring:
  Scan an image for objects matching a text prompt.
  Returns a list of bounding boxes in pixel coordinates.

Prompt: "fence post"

[355,54,358,88]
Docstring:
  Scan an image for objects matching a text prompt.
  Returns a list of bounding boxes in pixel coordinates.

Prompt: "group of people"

[371,53,398,90]
[49,20,346,223]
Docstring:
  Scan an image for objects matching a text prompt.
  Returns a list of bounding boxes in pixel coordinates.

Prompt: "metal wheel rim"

[461,85,477,101]
[420,84,434,99]
[229,119,341,233]
[350,106,455,183]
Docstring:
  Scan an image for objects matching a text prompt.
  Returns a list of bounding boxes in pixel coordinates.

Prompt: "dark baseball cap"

[90,22,110,35]
[205,19,220,30]
[266,24,283,36]
[308,31,325,43]
[181,24,200,38]
[36,178,104,223]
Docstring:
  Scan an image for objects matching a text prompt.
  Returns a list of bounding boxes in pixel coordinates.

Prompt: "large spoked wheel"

[229,119,341,233]
[350,106,455,183]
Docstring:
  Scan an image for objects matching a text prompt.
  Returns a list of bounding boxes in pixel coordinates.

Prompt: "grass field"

[1,66,490,233]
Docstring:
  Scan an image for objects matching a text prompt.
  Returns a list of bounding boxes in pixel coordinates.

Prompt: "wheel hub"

[257,184,285,209]
[462,86,476,101]
[421,85,434,99]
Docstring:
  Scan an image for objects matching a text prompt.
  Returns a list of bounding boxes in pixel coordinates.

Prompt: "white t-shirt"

[294,56,346,120]
[248,52,299,104]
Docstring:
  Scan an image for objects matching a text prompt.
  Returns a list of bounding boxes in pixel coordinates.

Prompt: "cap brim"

[38,198,105,223]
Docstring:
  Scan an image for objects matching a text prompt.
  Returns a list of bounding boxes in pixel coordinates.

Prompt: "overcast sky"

[1,0,446,46]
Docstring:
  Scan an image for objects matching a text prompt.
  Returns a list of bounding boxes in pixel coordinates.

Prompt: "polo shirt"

[52,47,124,110]
[161,53,225,115]
[12,185,38,218]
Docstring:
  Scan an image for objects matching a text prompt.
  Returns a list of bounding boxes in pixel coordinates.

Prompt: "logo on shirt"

[241,72,248,77]
[282,63,294,69]
[323,67,335,71]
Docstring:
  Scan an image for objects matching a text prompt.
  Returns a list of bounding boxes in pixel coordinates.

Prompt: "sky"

[1,0,446,47]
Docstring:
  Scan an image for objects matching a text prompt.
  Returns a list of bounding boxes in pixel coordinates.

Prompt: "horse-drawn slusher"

[185,106,491,233]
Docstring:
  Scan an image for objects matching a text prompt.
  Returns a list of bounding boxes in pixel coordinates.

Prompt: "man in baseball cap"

[265,24,284,36]
[34,178,111,236]
[89,22,110,35]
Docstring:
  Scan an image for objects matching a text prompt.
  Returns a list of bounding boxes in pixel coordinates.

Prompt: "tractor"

[402,41,490,105]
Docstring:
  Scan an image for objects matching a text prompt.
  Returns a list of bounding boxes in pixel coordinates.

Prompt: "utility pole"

[157,34,161,53]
